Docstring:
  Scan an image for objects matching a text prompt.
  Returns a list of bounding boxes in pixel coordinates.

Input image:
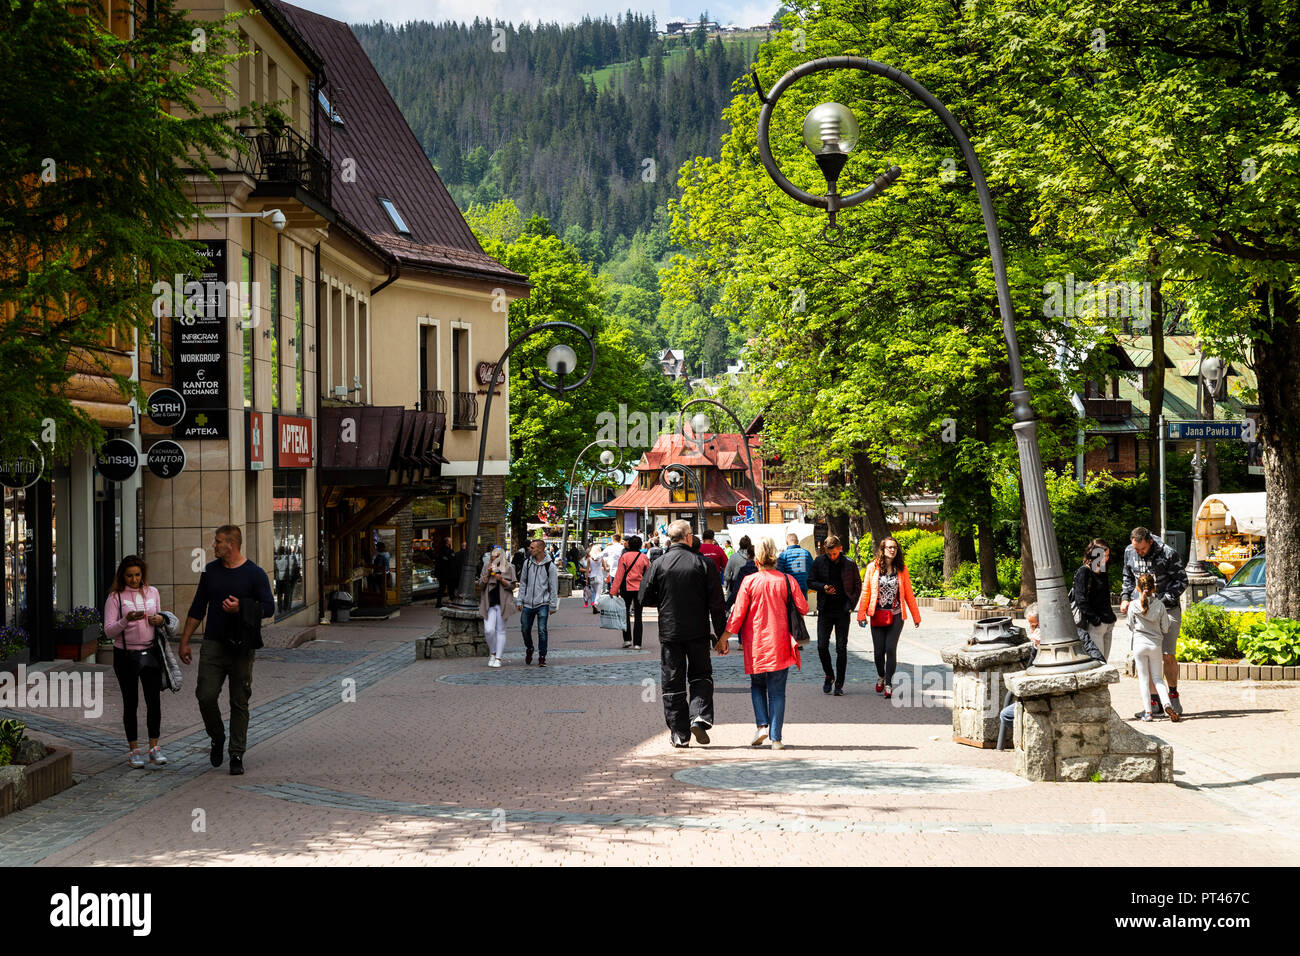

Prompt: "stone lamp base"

[418,605,488,660]
[1004,666,1174,783]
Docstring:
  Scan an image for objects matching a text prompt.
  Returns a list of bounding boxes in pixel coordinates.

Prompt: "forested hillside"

[352,15,764,244]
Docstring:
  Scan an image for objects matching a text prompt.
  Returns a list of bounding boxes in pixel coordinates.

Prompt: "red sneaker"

[883,685,892,699]
[875,678,885,694]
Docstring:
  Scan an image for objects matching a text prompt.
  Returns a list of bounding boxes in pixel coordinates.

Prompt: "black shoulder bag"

[784,573,812,647]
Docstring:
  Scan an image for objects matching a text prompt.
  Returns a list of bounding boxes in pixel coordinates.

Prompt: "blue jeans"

[519,605,550,658]
[751,667,790,742]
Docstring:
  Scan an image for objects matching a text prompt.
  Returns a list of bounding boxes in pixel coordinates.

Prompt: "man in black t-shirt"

[179,524,274,776]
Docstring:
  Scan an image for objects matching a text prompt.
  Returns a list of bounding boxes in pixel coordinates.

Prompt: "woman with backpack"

[478,546,517,668]
[721,537,808,749]
[103,555,171,769]
[1072,538,1117,661]
[855,536,921,699]
[609,535,649,649]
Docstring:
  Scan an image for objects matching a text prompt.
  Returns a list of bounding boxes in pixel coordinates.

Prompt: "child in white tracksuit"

[1127,573,1182,722]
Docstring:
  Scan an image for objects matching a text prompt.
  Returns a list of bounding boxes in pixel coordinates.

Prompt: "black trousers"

[870,611,905,684]
[661,639,714,736]
[622,590,643,647]
[113,647,162,744]
[817,609,851,685]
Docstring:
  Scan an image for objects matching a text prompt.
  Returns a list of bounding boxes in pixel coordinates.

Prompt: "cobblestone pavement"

[3,600,1297,865]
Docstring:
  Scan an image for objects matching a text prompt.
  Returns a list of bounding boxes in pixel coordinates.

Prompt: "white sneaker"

[127,749,145,769]
[148,746,167,766]
[622,641,633,649]
[488,656,502,668]
[771,740,786,750]
[751,726,769,747]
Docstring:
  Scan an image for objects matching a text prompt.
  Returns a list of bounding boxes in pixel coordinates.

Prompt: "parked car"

[1198,554,1266,614]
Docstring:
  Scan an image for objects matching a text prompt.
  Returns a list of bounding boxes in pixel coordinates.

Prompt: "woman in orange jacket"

[855,536,920,698]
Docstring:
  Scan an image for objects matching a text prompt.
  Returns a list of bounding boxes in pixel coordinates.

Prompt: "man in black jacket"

[639,520,727,747]
[807,535,862,696]
[178,524,274,775]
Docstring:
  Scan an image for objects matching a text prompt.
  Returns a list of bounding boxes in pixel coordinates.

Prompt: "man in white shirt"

[602,533,625,578]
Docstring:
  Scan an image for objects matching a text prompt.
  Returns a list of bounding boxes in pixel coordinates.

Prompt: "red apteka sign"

[276,414,313,469]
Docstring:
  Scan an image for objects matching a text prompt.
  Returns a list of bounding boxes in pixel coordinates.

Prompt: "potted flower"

[53,605,101,662]
[0,624,29,674]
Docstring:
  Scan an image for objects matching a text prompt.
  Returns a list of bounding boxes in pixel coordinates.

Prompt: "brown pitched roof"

[273,2,527,290]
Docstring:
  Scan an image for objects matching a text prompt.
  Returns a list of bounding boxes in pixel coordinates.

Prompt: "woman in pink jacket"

[103,555,168,769]
[609,535,649,649]
[722,537,808,749]
[855,536,921,699]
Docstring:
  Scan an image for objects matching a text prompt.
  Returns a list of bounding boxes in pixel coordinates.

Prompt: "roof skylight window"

[379,198,411,236]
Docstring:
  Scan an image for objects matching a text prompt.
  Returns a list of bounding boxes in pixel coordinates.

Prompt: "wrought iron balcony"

[235,123,332,204]
[452,391,479,430]
[418,389,447,415]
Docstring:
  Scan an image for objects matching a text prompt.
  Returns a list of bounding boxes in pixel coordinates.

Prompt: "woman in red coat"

[722,537,808,749]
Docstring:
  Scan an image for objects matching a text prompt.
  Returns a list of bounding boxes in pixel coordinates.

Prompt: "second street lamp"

[753,56,1096,673]
[659,463,703,533]
[449,321,596,612]
[560,439,623,559]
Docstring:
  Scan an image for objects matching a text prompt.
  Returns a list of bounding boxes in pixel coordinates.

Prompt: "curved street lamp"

[560,439,624,560]
[659,462,704,534]
[449,321,596,611]
[753,56,1096,673]
[679,397,762,522]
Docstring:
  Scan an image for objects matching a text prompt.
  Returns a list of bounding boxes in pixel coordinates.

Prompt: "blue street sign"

[1167,421,1248,441]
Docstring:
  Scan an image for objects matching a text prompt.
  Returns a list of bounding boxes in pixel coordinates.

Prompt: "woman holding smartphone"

[103,555,168,768]
[478,546,517,667]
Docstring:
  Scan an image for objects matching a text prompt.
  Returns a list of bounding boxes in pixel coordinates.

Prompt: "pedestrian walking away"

[602,533,625,580]
[722,537,808,749]
[1120,526,1187,717]
[723,534,752,604]
[775,532,813,607]
[856,535,921,699]
[725,540,757,617]
[518,539,560,666]
[103,555,172,769]
[177,524,274,775]
[434,538,457,607]
[609,535,650,649]
[1127,573,1181,723]
[479,546,518,667]
[1072,538,1117,661]
[639,519,727,747]
[807,535,861,696]
[699,528,728,580]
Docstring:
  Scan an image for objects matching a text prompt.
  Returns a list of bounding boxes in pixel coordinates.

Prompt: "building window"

[294,276,304,412]
[638,472,654,490]
[783,509,798,522]
[242,249,254,408]
[272,471,305,616]
[668,467,705,502]
[1107,437,1120,463]
[318,88,344,126]
[270,264,280,411]
[726,470,746,489]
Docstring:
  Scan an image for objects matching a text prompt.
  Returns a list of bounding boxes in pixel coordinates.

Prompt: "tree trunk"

[827,467,851,546]
[1147,263,1166,530]
[510,494,527,551]
[1017,470,1037,605]
[943,520,962,582]
[974,407,999,597]
[1256,289,1300,620]
[959,530,976,562]
[851,451,890,548]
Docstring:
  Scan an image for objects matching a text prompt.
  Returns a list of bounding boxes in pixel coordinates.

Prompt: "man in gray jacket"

[517,539,560,667]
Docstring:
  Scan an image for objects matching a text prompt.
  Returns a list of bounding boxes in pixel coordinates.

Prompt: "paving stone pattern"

[0,643,413,866]
[672,759,1031,795]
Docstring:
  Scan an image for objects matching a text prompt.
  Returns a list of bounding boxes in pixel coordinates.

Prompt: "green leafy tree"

[0,0,253,459]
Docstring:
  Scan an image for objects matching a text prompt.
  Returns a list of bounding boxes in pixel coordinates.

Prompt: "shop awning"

[318,405,447,487]
[1196,493,1267,537]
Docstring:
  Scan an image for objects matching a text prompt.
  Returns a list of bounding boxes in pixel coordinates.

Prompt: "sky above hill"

[288,0,781,30]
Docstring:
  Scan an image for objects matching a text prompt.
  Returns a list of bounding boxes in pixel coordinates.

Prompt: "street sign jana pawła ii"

[1167,420,1252,441]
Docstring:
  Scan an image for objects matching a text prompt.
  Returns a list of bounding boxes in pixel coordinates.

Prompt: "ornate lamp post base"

[420,605,487,660]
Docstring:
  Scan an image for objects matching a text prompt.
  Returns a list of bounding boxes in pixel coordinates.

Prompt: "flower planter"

[932,598,962,613]
[0,648,30,675]
[54,625,98,662]
[0,745,74,817]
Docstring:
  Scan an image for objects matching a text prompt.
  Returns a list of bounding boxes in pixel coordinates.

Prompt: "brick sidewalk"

[3,598,1297,866]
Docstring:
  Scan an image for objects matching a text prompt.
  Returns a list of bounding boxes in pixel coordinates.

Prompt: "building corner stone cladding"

[1005,666,1175,783]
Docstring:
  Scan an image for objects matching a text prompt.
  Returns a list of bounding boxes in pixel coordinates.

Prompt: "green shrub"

[1180,603,1240,658]
[891,528,932,552]
[906,534,946,591]
[1238,618,1300,667]
[943,561,981,598]
[0,744,11,768]
[1176,636,1216,663]
[997,555,1021,597]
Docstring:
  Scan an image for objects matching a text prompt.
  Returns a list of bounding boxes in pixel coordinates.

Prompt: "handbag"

[596,592,627,631]
[870,606,894,627]
[783,573,812,647]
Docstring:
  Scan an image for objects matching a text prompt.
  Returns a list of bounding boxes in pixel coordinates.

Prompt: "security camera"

[267,209,287,231]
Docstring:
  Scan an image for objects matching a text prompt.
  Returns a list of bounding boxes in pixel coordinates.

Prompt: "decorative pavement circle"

[438,653,951,687]
[673,760,1030,795]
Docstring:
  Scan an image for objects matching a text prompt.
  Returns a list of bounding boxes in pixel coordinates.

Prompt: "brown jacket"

[479,563,518,620]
